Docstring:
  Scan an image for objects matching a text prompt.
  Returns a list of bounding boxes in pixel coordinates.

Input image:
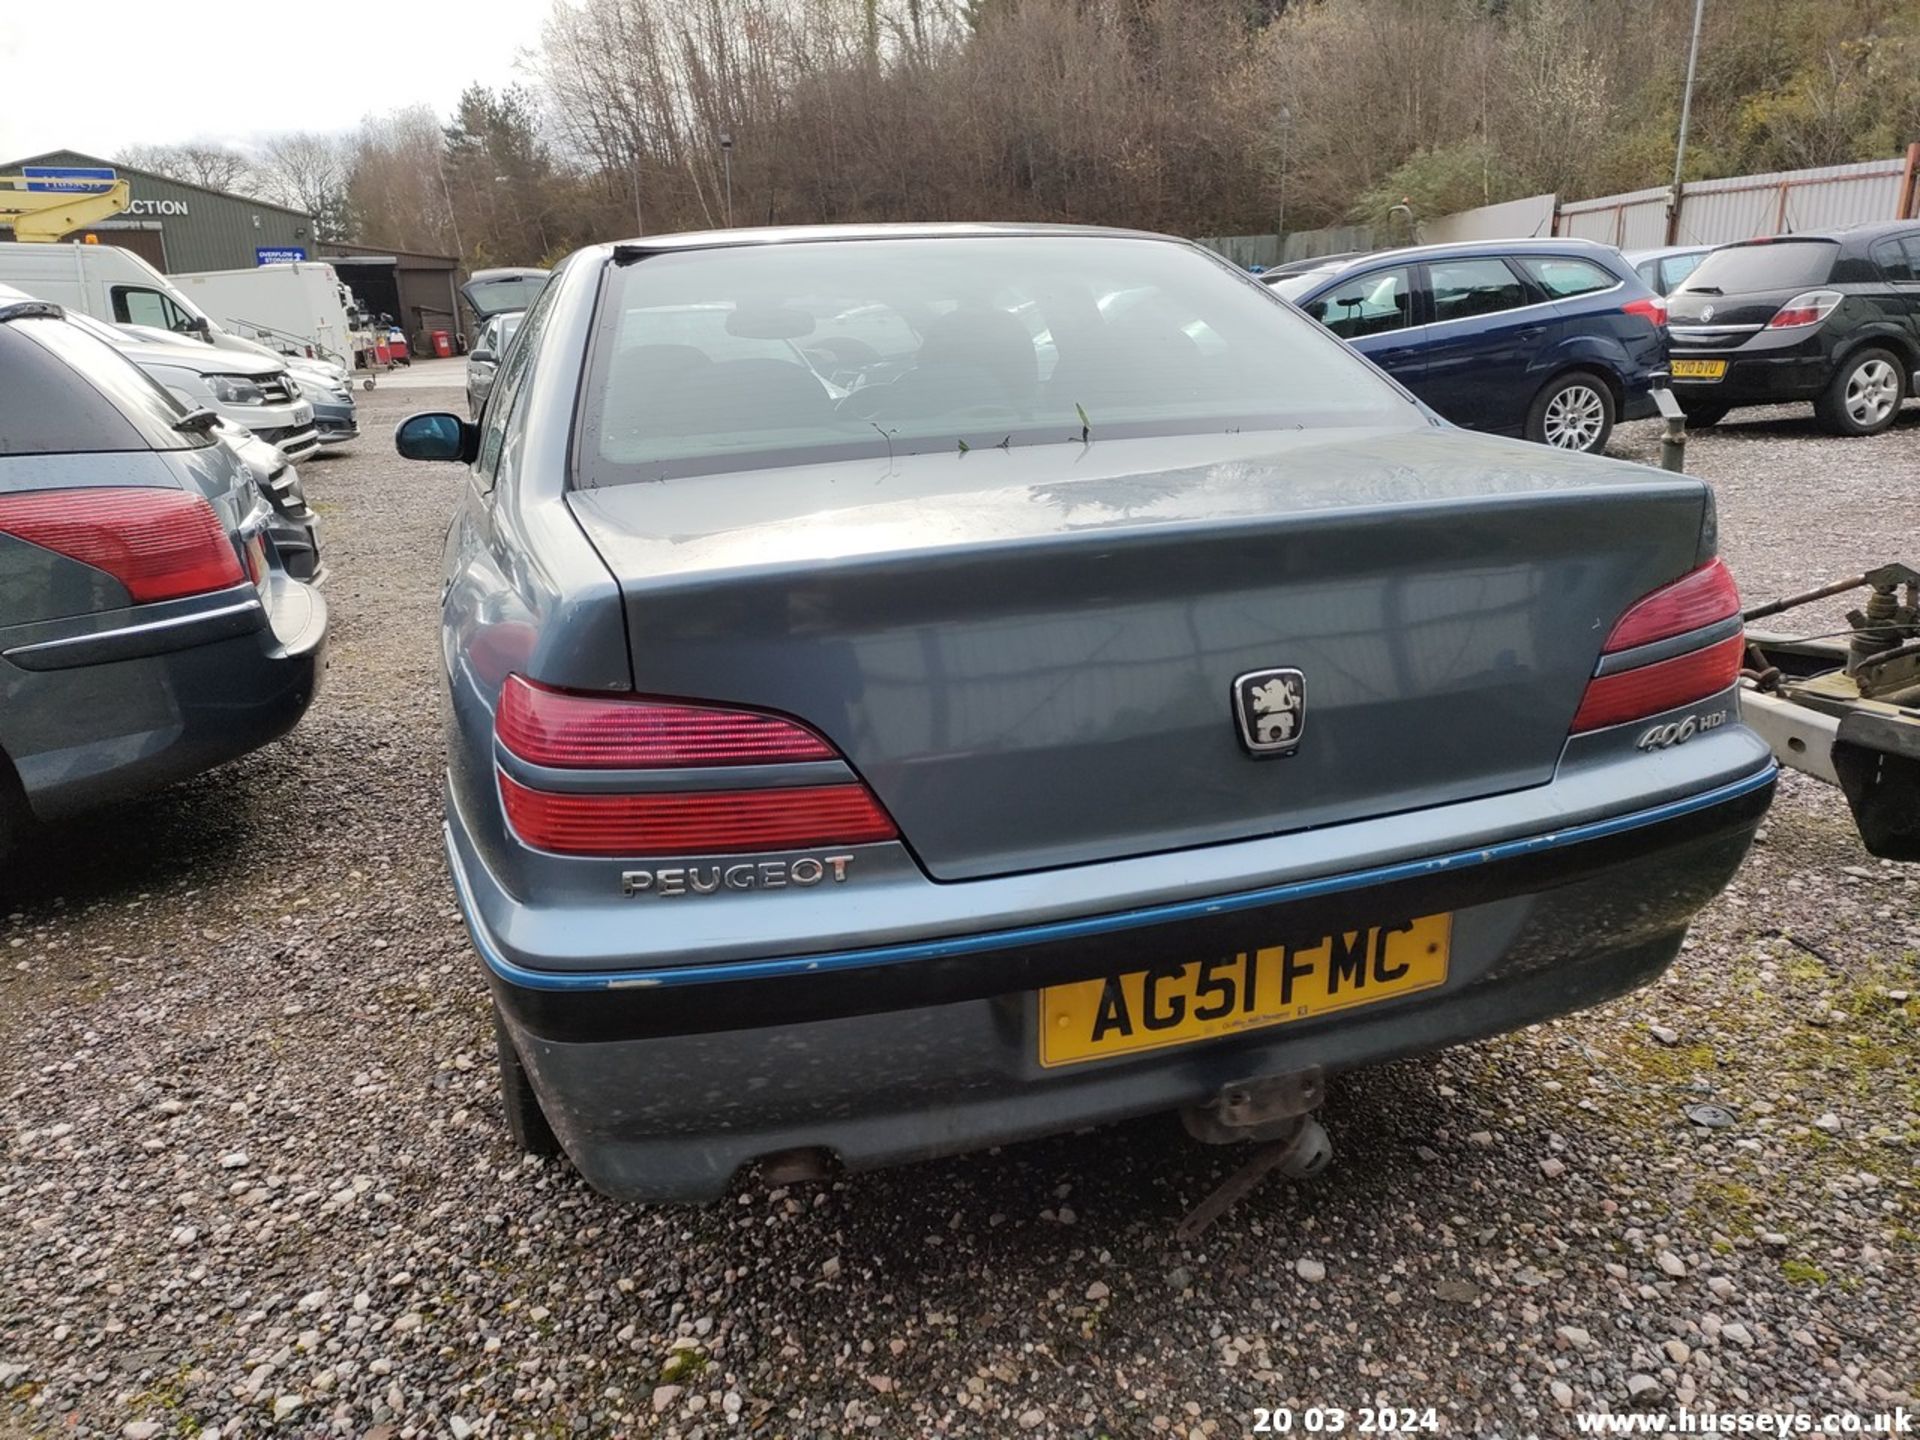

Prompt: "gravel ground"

[3,392,1917,1439]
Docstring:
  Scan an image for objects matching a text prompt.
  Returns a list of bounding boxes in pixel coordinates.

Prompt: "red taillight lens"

[498,772,897,856]
[1603,559,1741,653]
[1571,635,1744,733]
[1767,290,1842,330]
[1571,561,1745,734]
[0,487,244,604]
[497,674,836,768]
[494,673,898,856]
[1623,295,1667,326]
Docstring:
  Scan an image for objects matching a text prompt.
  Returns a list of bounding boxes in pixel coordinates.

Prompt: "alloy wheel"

[1845,358,1900,428]
[1543,383,1608,451]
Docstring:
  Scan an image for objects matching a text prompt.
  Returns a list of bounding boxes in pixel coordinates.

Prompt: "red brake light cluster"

[495,676,898,857]
[0,487,243,604]
[1622,295,1667,327]
[1571,559,1743,734]
[1768,290,1842,330]
[1601,557,1741,652]
[497,675,835,768]
[498,773,896,856]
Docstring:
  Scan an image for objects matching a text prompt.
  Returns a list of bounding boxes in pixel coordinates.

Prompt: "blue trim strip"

[453,764,1776,994]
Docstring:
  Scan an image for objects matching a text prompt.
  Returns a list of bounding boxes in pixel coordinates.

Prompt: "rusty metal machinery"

[1741,564,1920,860]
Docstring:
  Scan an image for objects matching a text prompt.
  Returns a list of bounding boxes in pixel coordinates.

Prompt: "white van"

[172,262,356,369]
[0,242,352,383]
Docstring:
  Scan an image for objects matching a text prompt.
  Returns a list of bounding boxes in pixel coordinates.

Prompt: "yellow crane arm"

[0,177,131,242]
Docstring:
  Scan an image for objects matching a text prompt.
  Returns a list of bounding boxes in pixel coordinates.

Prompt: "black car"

[1666,223,1920,434]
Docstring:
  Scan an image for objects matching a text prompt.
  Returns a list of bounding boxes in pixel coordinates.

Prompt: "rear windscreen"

[0,320,211,455]
[465,275,548,318]
[1679,241,1837,293]
[577,236,1417,485]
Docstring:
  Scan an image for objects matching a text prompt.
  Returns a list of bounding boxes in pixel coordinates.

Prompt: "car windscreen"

[1,318,213,454]
[577,237,1416,485]
[1680,240,1838,293]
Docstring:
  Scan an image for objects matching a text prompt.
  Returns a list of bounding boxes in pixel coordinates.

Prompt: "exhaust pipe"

[757,1146,835,1187]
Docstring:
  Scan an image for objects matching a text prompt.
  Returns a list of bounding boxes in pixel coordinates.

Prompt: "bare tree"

[116,142,257,194]
[254,132,352,238]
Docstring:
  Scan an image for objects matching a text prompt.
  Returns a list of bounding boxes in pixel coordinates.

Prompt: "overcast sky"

[0,2,550,163]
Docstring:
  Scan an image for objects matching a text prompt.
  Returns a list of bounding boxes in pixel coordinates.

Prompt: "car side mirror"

[470,349,495,365]
[394,411,478,463]
[184,315,210,334]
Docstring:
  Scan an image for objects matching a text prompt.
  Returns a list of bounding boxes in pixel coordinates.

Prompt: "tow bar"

[1652,392,1919,861]
[1741,565,1920,860]
[1176,1068,1332,1240]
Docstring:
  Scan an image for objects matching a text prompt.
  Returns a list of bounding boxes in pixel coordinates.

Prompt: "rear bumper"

[0,577,327,822]
[1669,340,1831,406]
[465,761,1774,1202]
[1620,383,1660,422]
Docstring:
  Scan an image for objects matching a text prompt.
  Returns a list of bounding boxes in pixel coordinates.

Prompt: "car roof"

[1283,236,1626,287]
[1715,221,1918,250]
[1623,244,1714,262]
[602,221,1186,263]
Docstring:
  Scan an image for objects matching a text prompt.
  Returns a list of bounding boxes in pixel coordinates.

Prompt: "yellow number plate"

[1038,914,1452,1067]
[1670,359,1727,380]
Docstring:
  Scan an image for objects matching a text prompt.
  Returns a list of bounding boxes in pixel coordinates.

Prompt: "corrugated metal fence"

[1422,193,1557,244]
[1205,148,1920,265]
[1558,156,1914,248]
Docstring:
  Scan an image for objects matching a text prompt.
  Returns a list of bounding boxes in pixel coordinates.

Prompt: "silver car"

[395,224,1774,1204]
[0,299,326,853]
[465,310,524,417]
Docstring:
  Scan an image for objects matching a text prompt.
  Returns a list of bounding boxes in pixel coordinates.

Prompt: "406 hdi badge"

[1637,709,1728,751]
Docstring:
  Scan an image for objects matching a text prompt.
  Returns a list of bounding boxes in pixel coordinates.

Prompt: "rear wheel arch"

[1835,327,1917,374]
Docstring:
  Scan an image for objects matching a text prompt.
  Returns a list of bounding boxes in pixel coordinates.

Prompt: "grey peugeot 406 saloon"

[394,224,1775,1204]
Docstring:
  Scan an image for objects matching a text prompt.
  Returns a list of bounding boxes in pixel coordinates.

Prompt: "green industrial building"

[2,148,316,273]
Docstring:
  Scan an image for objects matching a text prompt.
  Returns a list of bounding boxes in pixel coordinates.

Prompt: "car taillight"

[1602,558,1740,652]
[497,674,834,767]
[498,773,897,856]
[494,675,899,856]
[1767,290,1842,330]
[1622,295,1667,326]
[0,487,244,604]
[1571,560,1743,734]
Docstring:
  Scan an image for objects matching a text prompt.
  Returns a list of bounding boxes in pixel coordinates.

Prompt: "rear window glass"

[1299,266,1415,339]
[1662,251,1707,290]
[578,238,1415,485]
[1871,238,1917,282]
[1519,256,1619,299]
[466,274,548,317]
[0,319,208,455]
[1681,241,1837,293]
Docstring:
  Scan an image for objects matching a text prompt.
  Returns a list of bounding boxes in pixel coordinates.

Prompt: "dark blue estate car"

[1269,239,1669,454]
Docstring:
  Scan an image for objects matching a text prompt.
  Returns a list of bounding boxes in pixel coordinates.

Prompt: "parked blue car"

[1268,239,1669,453]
